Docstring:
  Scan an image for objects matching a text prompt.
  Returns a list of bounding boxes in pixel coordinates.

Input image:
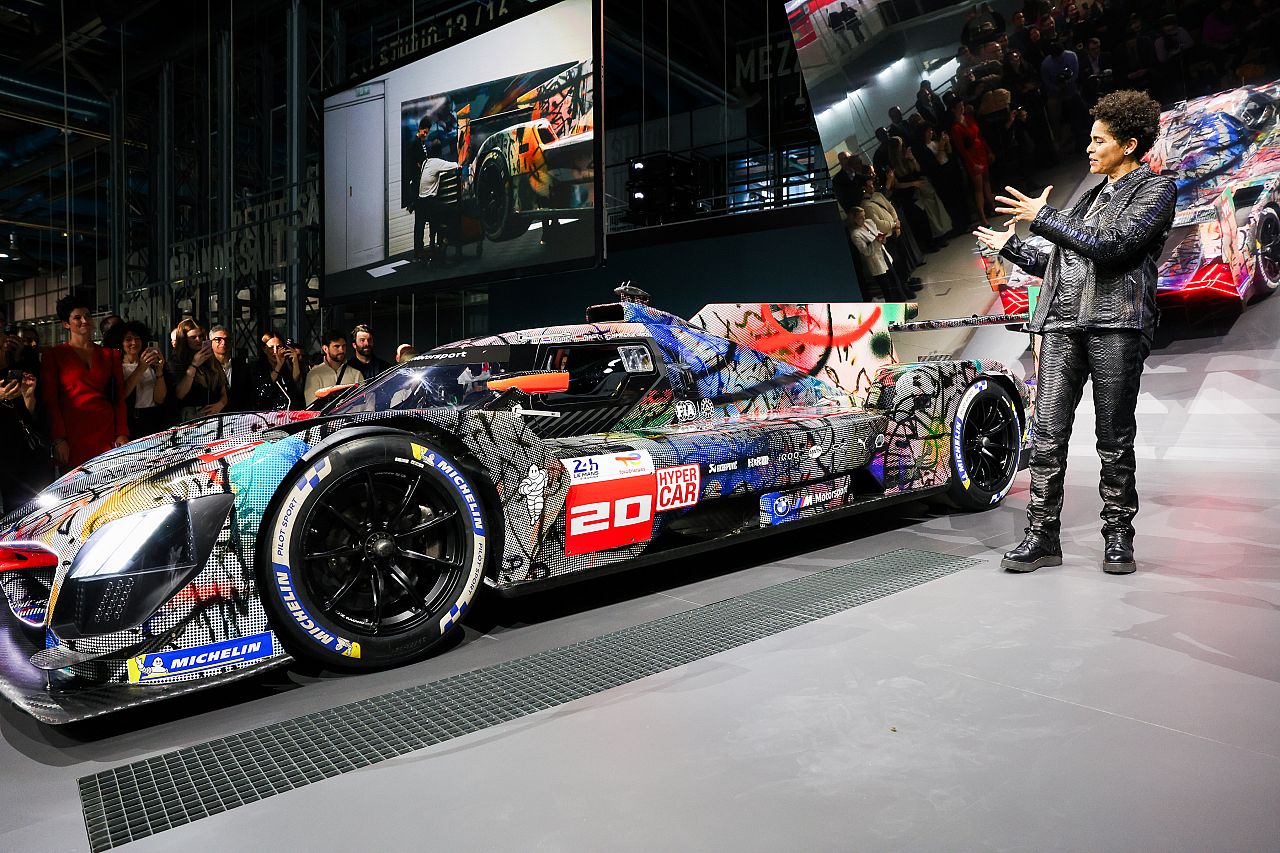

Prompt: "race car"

[0,301,1030,723]
[989,79,1280,317]
[463,59,594,241]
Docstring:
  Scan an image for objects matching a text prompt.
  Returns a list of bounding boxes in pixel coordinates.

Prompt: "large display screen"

[322,0,597,299]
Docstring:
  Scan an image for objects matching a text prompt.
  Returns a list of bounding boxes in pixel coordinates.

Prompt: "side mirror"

[486,371,570,394]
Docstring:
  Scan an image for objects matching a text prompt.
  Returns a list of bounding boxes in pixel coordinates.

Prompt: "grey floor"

[4,267,1280,852]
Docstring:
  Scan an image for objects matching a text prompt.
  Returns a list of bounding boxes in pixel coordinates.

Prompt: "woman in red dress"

[41,294,129,469]
[948,98,997,225]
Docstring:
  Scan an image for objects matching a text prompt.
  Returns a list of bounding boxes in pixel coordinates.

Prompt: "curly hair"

[1090,90,1162,159]
[55,291,93,324]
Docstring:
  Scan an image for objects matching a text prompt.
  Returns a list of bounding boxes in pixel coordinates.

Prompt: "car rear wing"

[887,312,1030,332]
[689,302,913,399]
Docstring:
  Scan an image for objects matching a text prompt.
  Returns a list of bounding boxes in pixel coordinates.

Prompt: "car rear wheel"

[945,380,1021,511]
[1253,206,1280,297]
[259,434,488,670]
[475,148,530,242]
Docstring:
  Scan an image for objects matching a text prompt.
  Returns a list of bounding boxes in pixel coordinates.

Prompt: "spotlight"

[633,191,645,200]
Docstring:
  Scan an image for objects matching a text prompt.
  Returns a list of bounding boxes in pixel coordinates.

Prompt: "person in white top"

[413,137,459,263]
[117,321,167,438]
[848,207,908,302]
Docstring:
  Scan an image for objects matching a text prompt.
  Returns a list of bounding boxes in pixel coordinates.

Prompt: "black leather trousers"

[1026,330,1150,540]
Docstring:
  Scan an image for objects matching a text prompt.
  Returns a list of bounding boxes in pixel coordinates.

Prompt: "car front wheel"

[259,434,488,670]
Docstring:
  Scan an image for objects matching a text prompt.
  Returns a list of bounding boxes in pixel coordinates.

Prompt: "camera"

[4,368,23,383]
[1058,66,1076,82]
[284,338,296,349]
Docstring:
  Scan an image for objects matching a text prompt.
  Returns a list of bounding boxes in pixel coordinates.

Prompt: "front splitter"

[0,607,290,725]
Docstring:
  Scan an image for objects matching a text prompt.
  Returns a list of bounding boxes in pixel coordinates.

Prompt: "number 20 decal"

[569,495,653,535]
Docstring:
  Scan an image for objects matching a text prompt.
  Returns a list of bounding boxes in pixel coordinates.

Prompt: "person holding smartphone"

[0,324,51,512]
[249,331,303,410]
[167,318,228,422]
[105,320,168,437]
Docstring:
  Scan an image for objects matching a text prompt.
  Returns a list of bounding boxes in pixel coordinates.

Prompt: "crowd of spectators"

[831,0,1280,300]
[0,295,418,516]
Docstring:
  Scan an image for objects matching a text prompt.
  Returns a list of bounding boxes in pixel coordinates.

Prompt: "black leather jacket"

[1000,164,1177,337]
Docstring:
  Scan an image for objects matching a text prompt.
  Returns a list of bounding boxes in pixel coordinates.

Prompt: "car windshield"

[324,344,536,415]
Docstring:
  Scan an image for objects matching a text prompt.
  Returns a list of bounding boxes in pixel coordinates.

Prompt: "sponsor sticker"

[565,460,704,556]
[760,477,851,526]
[706,460,739,474]
[565,476,655,556]
[127,632,274,683]
[656,464,700,511]
[565,449,654,484]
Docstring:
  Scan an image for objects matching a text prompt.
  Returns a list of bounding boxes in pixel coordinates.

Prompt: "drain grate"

[79,548,976,851]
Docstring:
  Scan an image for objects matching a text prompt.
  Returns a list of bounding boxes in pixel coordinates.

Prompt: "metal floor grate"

[79,548,976,851]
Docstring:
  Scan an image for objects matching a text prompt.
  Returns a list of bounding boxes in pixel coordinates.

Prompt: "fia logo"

[572,458,599,477]
[675,400,697,422]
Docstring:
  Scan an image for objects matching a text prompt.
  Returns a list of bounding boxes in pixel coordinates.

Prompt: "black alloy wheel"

[946,382,1021,511]
[302,464,463,637]
[475,149,513,241]
[260,435,487,670]
[1254,206,1280,295]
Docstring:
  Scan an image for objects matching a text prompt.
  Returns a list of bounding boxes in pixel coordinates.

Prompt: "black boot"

[1001,531,1063,572]
[1102,530,1135,574]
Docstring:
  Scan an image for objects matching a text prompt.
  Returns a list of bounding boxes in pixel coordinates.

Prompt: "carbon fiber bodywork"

[0,302,1030,723]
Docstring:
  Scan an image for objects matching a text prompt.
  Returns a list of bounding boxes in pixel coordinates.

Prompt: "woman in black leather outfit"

[974,89,1176,574]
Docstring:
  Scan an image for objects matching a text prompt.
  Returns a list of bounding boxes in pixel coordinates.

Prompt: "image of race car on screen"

[0,300,1030,724]
[400,58,594,266]
[985,79,1280,321]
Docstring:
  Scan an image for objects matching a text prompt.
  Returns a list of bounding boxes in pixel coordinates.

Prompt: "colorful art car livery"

[0,300,1029,724]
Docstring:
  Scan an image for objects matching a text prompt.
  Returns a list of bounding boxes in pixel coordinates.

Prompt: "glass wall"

[602,0,830,230]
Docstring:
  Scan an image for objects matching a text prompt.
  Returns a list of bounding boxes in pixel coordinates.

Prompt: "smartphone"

[4,369,23,383]
[201,340,213,352]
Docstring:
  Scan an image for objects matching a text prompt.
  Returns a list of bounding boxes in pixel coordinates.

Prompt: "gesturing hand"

[973,220,1017,254]
[994,184,1053,223]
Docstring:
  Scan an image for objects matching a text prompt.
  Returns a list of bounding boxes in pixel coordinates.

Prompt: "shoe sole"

[1001,555,1063,572]
[1103,560,1136,574]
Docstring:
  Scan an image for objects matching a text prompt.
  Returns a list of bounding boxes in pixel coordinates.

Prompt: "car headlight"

[49,494,234,639]
[70,504,181,579]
